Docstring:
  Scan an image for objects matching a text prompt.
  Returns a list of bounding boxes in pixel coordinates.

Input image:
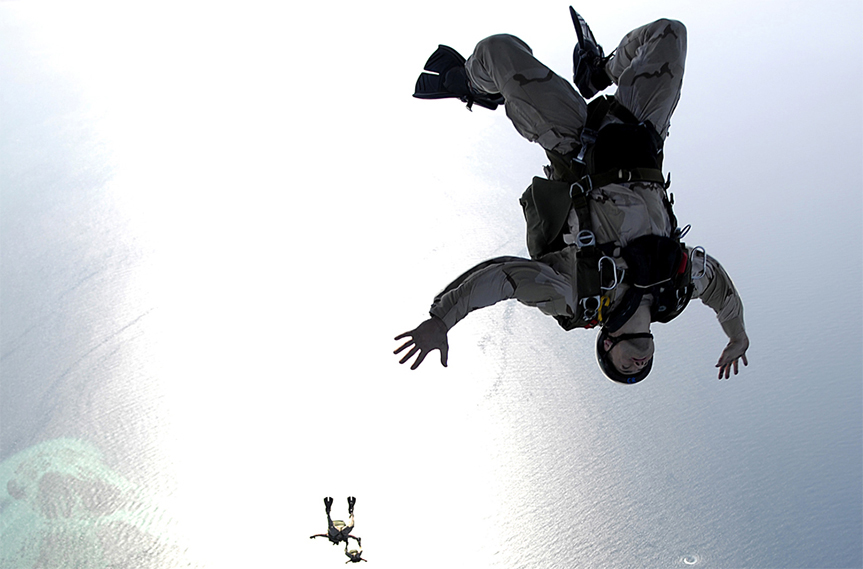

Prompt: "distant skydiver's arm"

[690,250,749,379]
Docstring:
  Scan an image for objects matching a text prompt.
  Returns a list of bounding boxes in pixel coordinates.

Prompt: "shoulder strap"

[604,96,640,125]
[575,96,614,163]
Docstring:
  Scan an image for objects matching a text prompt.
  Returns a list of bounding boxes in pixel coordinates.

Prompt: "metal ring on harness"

[598,256,621,291]
[576,230,595,248]
[691,246,707,279]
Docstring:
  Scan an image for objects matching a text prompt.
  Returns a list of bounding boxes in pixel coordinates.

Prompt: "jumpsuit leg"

[326,507,342,541]
[466,34,587,156]
[340,513,356,542]
[605,19,688,140]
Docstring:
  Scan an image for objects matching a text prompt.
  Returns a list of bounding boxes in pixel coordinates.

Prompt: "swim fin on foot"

[570,6,612,99]
[413,44,504,111]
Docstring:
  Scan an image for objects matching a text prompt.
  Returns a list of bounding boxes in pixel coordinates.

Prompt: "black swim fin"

[414,71,457,100]
[422,43,466,75]
[570,7,612,99]
[413,44,504,111]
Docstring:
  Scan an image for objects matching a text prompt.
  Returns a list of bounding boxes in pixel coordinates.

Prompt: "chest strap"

[570,167,668,197]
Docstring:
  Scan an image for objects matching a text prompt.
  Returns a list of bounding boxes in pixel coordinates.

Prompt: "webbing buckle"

[675,287,689,311]
[576,230,595,248]
[575,128,598,164]
[570,177,593,198]
[580,295,601,321]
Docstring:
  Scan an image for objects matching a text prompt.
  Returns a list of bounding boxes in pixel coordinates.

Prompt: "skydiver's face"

[604,337,655,375]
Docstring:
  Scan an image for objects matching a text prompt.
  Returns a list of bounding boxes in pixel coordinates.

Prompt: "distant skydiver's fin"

[413,44,504,111]
[570,7,612,99]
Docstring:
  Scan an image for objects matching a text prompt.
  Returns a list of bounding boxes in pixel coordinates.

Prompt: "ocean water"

[1,3,861,568]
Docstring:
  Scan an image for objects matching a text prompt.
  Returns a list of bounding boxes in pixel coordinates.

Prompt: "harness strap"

[576,96,643,162]
[575,97,608,163]
[570,167,667,197]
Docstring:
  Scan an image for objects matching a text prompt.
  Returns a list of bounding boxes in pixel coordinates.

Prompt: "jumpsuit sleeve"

[690,250,746,339]
[429,256,575,330]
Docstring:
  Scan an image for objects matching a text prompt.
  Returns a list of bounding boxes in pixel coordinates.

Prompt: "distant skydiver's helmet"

[595,328,654,385]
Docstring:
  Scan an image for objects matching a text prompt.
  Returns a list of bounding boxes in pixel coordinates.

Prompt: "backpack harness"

[519,95,702,332]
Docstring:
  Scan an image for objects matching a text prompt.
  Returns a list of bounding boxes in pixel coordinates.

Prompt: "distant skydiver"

[396,7,749,383]
[310,497,359,546]
[344,537,368,563]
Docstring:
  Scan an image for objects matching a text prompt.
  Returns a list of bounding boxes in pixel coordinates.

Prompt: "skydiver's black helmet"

[595,328,654,384]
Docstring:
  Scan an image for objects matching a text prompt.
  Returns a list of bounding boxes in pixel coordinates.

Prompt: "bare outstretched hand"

[394,317,449,370]
[716,333,749,379]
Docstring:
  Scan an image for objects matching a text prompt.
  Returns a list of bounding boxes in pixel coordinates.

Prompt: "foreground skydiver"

[395,8,749,383]
[310,497,359,545]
